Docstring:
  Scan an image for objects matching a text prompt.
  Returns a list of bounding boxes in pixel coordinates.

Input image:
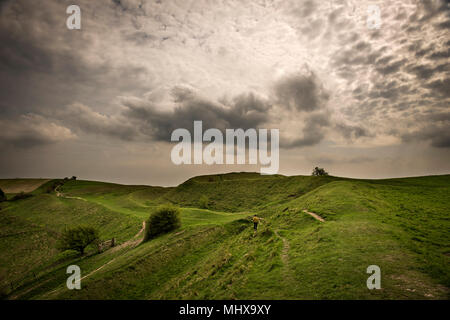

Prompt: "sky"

[0,0,449,186]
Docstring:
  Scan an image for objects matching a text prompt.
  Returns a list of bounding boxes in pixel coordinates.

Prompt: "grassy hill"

[0,173,448,299]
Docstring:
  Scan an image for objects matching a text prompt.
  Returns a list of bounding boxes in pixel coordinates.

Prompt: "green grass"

[0,173,449,300]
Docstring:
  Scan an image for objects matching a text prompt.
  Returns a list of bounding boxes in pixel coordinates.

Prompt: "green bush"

[57,226,99,255]
[199,195,209,209]
[144,205,181,241]
[0,188,5,202]
[45,179,64,193]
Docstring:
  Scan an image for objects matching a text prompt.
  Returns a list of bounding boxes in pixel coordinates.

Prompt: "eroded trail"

[274,229,297,296]
[275,230,290,265]
[110,221,146,253]
[55,186,86,201]
[302,209,325,222]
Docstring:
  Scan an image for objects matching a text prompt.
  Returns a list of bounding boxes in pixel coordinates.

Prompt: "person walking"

[252,215,263,232]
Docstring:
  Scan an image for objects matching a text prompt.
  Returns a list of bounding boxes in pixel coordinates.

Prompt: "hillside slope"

[1,174,449,299]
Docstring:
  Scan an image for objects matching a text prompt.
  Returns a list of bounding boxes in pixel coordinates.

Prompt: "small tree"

[71,176,77,180]
[312,167,328,176]
[144,205,181,242]
[58,226,99,255]
[0,188,6,202]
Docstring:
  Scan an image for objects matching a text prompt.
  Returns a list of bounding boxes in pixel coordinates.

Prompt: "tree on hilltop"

[312,167,329,176]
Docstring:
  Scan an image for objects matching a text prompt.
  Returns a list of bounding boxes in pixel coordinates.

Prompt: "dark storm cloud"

[55,70,341,148]
[0,0,150,117]
[407,62,449,80]
[424,78,450,98]
[406,0,448,26]
[123,89,272,141]
[0,1,89,77]
[274,72,329,112]
[56,88,273,143]
[427,49,449,60]
[332,43,381,67]
[281,112,330,148]
[0,0,154,149]
[402,126,450,148]
[367,80,412,102]
[375,59,407,75]
[396,110,450,149]
[435,19,450,30]
[56,103,140,141]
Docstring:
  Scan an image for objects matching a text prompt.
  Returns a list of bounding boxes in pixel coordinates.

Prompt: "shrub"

[43,179,64,194]
[57,226,99,255]
[199,195,209,209]
[0,188,5,202]
[10,192,33,201]
[144,205,181,241]
[312,167,329,176]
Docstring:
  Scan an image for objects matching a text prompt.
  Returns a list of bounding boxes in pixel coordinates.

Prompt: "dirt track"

[302,209,325,222]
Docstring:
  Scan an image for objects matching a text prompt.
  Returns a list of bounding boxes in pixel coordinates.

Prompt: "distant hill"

[0,173,449,299]
[0,179,50,193]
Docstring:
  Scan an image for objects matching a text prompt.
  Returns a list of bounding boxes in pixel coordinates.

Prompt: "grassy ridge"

[162,173,337,211]
[0,174,449,299]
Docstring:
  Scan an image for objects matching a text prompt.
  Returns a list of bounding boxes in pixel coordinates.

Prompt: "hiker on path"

[252,215,264,232]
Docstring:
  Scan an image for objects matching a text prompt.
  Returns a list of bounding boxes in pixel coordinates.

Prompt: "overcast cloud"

[0,0,449,185]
